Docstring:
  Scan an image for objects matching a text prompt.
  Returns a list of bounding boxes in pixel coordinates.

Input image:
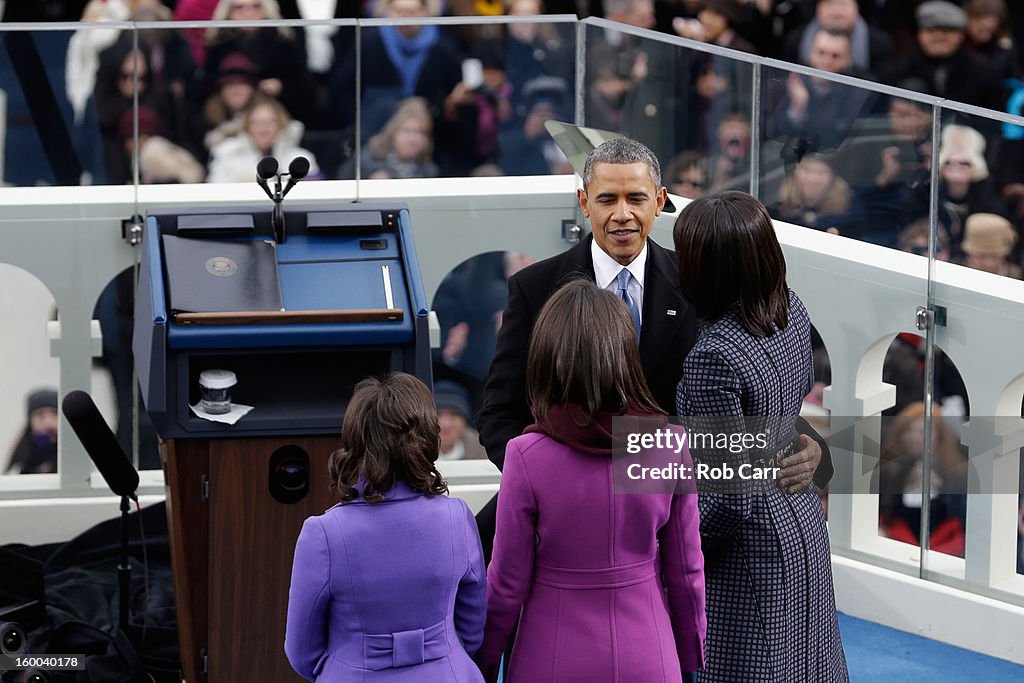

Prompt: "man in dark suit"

[879,1,1004,112]
[475,137,832,560]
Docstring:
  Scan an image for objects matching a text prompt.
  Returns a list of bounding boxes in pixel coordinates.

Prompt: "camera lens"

[1,624,24,654]
[269,445,310,504]
[276,459,306,491]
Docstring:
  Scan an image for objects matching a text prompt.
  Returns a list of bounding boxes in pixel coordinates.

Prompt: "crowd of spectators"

[0,0,579,188]
[4,1,1024,281]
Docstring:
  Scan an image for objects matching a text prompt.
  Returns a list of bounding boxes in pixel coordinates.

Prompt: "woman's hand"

[776,434,821,493]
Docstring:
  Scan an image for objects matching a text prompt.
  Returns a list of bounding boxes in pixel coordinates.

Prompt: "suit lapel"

[558,234,597,287]
[639,240,686,375]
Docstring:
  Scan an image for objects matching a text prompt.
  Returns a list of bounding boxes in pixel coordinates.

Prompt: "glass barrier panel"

[0,208,135,491]
[583,23,754,191]
[925,105,1024,589]
[747,67,943,587]
[759,64,924,248]
[354,18,576,181]
[930,107,1022,279]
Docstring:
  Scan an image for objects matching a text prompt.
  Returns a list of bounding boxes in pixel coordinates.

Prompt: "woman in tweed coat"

[673,191,848,682]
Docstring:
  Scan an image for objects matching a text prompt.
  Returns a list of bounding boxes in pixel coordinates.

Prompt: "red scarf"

[525,402,666,456]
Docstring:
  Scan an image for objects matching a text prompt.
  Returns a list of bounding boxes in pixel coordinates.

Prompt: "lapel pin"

[667,309,676,316]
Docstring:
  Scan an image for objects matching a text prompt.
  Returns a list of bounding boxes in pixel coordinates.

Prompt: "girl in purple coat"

[479,280,707,682]
[285,373,486,681]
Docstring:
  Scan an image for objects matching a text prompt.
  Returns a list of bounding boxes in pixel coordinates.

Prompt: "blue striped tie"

[616,269,641,339]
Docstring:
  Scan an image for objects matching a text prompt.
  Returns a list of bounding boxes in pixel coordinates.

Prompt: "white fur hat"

[938,124,988,183]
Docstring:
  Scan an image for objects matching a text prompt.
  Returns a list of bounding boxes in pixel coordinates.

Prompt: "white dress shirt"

[591,239,646,325]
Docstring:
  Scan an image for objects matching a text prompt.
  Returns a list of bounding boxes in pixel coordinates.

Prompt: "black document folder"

[162,235,283,314]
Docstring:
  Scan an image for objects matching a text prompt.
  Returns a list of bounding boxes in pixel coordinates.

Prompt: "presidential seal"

[205,256,238,277]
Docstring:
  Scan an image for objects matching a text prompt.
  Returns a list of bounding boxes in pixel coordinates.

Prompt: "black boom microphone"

[61,390,139,500]
[61,390,141,633]
[282,155,310,197]
[256,155,279,200]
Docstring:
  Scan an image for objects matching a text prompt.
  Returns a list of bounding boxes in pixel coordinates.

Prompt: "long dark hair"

[673,190,789,336]
[328,373,447,503]
[526,278,663,427]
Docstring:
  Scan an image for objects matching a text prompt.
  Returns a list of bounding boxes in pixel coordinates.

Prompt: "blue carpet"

[839,612,1024,681]
[497,613,1023,682]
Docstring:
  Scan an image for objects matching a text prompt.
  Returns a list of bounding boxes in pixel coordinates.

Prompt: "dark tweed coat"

[676,290,848,682]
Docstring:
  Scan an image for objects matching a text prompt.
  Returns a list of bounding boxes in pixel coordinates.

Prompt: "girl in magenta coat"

[478,279,706,682]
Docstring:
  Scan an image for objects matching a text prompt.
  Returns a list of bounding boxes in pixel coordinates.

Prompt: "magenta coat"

[479,430,706,682]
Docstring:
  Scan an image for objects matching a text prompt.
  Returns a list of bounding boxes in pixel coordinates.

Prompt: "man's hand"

[776,434,821,493]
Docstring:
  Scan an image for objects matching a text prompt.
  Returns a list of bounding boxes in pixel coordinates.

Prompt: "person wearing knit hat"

[960,213,1022,278]
[27,389,57,420]
[117,104,164,142]
[4,388,59,474]
[115,104,166,184]
[214,52,260,89]
[434,380,487,461]
[203,53,260,148]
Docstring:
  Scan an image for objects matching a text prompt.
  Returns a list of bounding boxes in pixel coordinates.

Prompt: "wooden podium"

[163,435,338,682]
[134,205,433,681]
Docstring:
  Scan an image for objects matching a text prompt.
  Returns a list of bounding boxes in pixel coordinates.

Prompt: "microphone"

[256,156,279,200]
[282,156,310,197]
[62,390,139,500]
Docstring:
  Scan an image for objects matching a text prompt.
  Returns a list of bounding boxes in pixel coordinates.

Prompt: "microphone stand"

[271,172,287,244]
[118,494,132,633]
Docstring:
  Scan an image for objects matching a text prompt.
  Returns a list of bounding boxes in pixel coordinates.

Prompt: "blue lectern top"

[133,203,432,439]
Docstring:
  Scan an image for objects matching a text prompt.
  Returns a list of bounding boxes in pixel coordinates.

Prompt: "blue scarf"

[379,24,439,98]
